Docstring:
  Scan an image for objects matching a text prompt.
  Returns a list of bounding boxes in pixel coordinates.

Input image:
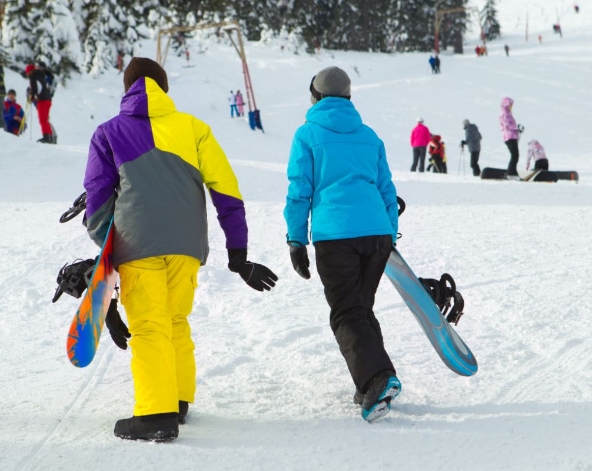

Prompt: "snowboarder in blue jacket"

[284,66,401,423]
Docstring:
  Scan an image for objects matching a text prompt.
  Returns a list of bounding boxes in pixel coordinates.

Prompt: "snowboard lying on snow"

[384,249,478,377]
[481,167,579,182]
[480,167,558,182]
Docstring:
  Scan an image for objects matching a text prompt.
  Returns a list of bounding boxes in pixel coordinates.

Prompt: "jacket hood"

[501,97,514,109]
[120,77,176,118]
[305,97,362,134]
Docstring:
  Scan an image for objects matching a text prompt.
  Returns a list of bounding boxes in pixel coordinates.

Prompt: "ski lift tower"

[156,20,263,132]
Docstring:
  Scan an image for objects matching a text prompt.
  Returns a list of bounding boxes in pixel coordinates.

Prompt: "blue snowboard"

[384,249,478,376]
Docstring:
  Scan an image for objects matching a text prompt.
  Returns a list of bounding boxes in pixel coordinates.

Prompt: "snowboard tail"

[384,249,478,376]
[67,220,117,367]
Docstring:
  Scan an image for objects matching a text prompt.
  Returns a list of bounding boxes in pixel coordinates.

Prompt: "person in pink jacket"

[410,117,431,172]
[499,97,522,176]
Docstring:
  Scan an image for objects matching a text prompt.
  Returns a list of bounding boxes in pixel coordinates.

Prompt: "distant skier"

[575,4,580,13]
[410,117,431,172]
[526,139,549,170]
[3,89,25,135]
[434,55,441,73]
[284,66,401,423]
[0,64,5,130]
[25,64,55,144]
[83,57,277,442]
[429,55,437,74]
[235,90,245,117]
[499,97,521,176]
[504,44,510,56]
[427,134,447,173]
[228,90,238,118]
[461,119,482,176]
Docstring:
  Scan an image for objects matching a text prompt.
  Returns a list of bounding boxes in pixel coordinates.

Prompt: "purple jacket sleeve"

[83,126,119,246]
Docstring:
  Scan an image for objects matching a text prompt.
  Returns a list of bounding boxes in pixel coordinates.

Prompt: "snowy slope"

[1,4,592,470]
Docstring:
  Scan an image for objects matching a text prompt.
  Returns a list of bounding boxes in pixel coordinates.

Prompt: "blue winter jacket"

[284,97,398,245]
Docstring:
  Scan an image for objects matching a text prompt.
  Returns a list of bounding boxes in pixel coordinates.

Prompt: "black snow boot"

[353,389,365,406]
[361,370,401,423]
[178,401,189,424]
[114,413,179,442]
[37,134,55,144]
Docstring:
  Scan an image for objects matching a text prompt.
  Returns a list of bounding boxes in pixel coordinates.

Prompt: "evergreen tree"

[395,0,436,53]
[481,0,501,40]
[1,0,36,69]
[437,0,468,54]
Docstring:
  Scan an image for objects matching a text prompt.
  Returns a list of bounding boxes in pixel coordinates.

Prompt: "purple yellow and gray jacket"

[83,77,247,268]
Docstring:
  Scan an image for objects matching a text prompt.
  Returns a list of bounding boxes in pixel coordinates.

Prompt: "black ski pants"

[411,146,427,172]
[314,235,395,392]
[470,150,481,176]
[505,139,519,176]
[534,158,549,170]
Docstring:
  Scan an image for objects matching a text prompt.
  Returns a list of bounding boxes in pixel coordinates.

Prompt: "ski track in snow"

[2,4,592,470]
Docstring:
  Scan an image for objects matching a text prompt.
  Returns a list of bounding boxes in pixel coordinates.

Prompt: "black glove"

[105,299,131,350]
[288,242,311,280]
[460,140,466,147]
[227,249,278,292]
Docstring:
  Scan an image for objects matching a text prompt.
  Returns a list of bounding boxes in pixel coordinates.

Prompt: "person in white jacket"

[228,90,238,118]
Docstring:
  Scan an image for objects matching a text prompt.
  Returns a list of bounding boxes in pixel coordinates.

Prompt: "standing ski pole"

[458,146,466,175]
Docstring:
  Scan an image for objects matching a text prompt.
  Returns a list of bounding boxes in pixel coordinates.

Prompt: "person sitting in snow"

[427,134,447,173]
[526,139,549,170]
[284,66,401,423]
[3,89,26,135]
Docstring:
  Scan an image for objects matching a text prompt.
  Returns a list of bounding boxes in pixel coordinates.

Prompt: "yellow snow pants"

[118,255,200,416]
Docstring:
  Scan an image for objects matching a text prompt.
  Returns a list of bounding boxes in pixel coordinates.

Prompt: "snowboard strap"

[52,257,96,303]
[418,273,465,325]
[60,192,87,223]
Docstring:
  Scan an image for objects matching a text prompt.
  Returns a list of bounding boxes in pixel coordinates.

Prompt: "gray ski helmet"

[463,119,470,128]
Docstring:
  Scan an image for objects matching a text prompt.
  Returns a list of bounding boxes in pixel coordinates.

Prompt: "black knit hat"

[123,57,169,93]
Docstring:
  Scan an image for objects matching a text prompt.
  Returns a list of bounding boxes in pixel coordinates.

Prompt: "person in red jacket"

[427,135,447,173]
[25,64,55,144]
[410,117,431,172]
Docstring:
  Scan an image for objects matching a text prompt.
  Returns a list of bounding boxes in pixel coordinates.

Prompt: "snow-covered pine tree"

[481,0,501,40]
[83,0,143,76]
[1,0,36,69]
[437,0,468,54]
[394,0,436,52]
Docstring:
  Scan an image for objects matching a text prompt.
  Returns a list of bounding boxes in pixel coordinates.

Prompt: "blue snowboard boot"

[361,370,401,423]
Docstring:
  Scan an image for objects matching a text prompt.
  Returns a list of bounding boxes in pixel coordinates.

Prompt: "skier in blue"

[284,66,401,423]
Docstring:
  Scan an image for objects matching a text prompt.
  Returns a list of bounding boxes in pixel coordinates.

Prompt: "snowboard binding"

[419,273,465,325]
[52,257,96,303]
[60,192,87,223]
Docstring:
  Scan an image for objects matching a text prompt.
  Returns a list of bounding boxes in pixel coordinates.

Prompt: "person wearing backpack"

[25,64,55,144]
[461,119,482,176]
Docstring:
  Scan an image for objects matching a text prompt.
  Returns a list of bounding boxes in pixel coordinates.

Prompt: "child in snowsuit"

[3,89,25,135]
[284,66,401,423]
[83,57,277,442]
[526,140,549,170]
[410,117,431,172]
[499,97,521,176]
[427,135,447,173]
[235,90,245,117]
